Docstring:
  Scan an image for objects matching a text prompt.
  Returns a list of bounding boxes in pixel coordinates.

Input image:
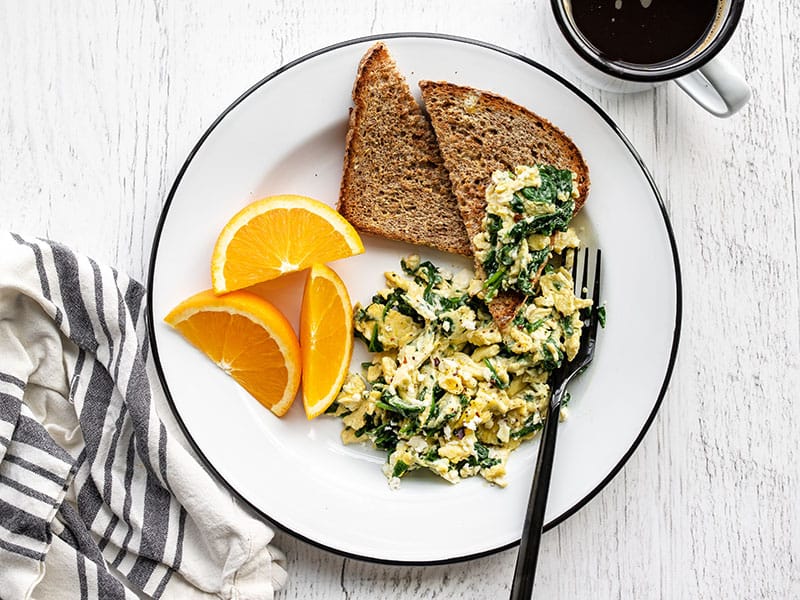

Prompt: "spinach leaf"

[538,339,564,371]
[423,447,440,462]
[512,311,546,334]
[482,248,498,276]
[507,200,574,238]
[486,214,503,246]
[439,294,469,311]
[392,460,409,478]
[423,385,446,432]
[376,388,423,418]
[539,164,575,197]
[482,266,507,300]
[527,317,546,333]
[469,442,500,469]
[382,288,425,324]
[498,243,517,266]
[399,420,419,437]
[368,325,384,352]
[370,424,399,452]
[415,261,443,304]
[516,264,535,295]
[484,358,508,389]
[510,192,526,213]
[529,247,551,274]
[561,315,574,337]
[510,416,544,439]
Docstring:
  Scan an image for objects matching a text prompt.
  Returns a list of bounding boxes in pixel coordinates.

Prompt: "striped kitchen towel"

[0,232,287,600]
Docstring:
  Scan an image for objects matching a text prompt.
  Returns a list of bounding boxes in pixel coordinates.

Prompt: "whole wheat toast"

[337,43,471,256]
[419,80,590,329]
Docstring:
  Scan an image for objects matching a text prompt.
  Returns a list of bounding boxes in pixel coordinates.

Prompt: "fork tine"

[588,249,602,337]
[580,248,590,299]
[592,249,602,304]
[571,248,579,289]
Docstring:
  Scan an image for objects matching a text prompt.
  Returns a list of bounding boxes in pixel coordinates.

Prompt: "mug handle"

[674,55,751,118]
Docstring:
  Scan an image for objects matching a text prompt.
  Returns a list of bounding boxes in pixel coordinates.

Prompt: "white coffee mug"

[547,0,751,117]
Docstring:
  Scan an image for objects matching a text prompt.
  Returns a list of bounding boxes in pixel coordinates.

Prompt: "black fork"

[510,248,602,600]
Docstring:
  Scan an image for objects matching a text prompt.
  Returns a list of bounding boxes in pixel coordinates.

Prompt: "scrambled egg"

[472,165,580,301]
[331,164,591,488]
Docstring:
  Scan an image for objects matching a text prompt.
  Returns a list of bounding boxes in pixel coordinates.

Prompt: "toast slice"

[419,80,590,328]
[337,43,472,256]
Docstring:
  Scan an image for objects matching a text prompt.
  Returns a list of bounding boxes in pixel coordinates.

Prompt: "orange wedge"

[212,194,364,294]
[300,264,354,419]
[164,289,301,416]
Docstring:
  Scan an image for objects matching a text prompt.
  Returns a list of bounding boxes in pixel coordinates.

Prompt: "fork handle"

[509,388,564,600]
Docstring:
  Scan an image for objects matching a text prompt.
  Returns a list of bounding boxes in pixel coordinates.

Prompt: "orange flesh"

[165,289,301,416]
[300,264,353,419]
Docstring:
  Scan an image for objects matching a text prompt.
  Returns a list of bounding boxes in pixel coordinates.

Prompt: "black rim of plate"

[146,31,683,566]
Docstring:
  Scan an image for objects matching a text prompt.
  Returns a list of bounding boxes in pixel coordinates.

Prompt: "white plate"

[147,34,681,564]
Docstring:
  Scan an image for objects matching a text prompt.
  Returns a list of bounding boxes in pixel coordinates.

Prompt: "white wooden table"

[2,2,797,598]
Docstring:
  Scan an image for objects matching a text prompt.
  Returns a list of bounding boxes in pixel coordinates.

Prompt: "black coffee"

[570,0,720,65]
